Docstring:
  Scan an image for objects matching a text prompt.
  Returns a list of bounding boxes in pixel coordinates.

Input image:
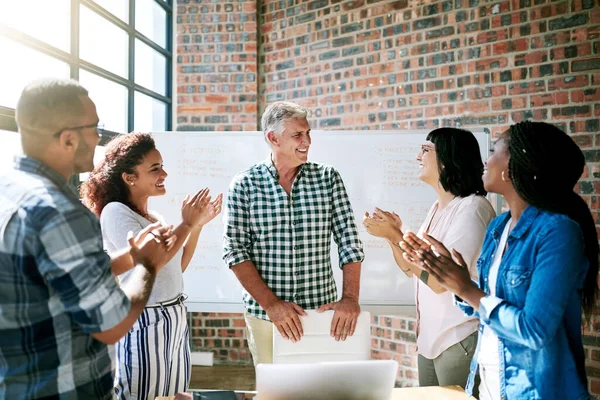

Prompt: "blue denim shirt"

[457,206,589,400]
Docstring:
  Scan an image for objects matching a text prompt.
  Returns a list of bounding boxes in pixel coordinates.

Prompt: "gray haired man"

[223,101,365,365]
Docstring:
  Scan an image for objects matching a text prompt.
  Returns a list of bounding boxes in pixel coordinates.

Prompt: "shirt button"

[293,246,297,250]
[511,279,515,285]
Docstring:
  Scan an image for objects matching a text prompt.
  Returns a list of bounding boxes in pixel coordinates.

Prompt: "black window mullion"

[165,0,172,130]
[128,0,135,133]
[153,0,172,14]
[0,0,172,134]
[134,84,171,104]
[135,31,172,58]
[1,26,74,67]
[70,0,80,80]
[0,106,17,132]
[80,0,130,32]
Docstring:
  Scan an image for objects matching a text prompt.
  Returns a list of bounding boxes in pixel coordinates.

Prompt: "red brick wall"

[190,313,251,364]
[177,0,600,392]
[175,0,258,131]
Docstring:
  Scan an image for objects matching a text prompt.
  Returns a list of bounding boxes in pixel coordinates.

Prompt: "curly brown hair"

[81,132,156,217]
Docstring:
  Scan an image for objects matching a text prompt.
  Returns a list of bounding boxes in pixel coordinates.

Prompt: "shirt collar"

[13,155,79,199]
[263,156,306,181]
[491,205,540,240]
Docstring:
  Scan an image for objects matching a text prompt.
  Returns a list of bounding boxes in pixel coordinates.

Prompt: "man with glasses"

[0,79,173,399]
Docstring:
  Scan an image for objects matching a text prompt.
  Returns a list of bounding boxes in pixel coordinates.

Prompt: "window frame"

[0,0,173,144]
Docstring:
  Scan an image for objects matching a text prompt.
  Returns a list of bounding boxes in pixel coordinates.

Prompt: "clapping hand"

[412,233,473,296]
[181,188,211,228]
[363,208,403,242]
[128,222,177,273]
[399,231,441,267]
[197,193,223,227]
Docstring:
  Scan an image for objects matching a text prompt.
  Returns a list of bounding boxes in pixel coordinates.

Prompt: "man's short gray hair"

[16,78,89,136]
[261,101,308,141]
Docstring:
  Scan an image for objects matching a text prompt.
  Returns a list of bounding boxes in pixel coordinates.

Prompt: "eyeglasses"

[421,144,435,153]
[53,122,104,138]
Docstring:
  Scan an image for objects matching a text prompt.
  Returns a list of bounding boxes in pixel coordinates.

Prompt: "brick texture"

[177,0,600,392]
[190,312,251,364]
[175,0,258,131]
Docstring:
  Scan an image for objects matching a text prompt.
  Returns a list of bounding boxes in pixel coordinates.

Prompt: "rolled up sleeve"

[222,177,252,268]
[330,169,364,268]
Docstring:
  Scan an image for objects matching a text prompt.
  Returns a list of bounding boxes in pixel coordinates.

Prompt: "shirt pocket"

[502,265,533,307]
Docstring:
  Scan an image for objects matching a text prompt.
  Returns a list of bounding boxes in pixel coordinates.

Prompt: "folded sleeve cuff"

[454,295,478,318]
[339,247,365,268]
[479,294,503,324]
[224,250,251,268]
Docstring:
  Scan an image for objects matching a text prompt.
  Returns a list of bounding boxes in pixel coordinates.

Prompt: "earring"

[129,182,134,186]
[501,170,508,182]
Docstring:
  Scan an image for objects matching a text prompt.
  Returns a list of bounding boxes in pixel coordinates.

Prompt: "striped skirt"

[114,299,191,400]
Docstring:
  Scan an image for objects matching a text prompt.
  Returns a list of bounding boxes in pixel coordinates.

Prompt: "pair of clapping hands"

[127,188,223,274]
[362,208,472,296]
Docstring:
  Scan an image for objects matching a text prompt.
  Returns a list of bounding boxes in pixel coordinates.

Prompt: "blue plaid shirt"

[0,156,131,399]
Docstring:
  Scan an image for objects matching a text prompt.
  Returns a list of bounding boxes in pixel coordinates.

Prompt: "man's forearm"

[91,265,156,344]
[231,260,279,309]
[341,262,361,300]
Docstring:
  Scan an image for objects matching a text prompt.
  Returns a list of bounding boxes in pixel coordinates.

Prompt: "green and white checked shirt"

[223,159,365,320]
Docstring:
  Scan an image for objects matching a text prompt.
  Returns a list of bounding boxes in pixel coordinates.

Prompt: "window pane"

[79,70,128,133]
[134,92,167,131]
[92,0,129,22]
[0,130,23,171]
[0,0,70,51]
[80,5,128,77]
[0,38,70,109]
[135,0,167,48]
[135,39,167,95]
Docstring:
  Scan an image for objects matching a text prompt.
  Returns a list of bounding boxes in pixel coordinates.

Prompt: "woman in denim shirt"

[403,121,598,399]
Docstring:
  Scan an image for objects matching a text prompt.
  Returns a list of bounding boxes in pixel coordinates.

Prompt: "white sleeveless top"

[100,202,184,305]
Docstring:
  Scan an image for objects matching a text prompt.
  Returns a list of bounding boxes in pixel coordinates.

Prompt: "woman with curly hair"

[81,133,222,400]
[407,121,598,399]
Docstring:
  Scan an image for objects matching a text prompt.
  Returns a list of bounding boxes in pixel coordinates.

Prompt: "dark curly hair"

[426,127,487,197]
[80,133,156,217]
[507,121,599,320]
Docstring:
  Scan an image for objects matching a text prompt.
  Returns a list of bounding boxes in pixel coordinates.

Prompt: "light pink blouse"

[414,194,495,359]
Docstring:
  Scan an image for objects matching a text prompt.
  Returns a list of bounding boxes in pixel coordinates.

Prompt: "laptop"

[255,359,398,400]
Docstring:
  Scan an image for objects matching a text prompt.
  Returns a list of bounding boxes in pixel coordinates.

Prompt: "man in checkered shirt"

[223,101,365,365]
[0,79,174,399]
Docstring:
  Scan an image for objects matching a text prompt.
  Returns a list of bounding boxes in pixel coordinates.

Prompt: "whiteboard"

[149,130,491,315]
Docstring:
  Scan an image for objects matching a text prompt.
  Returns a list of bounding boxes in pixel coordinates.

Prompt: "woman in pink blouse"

[363,128,495,395]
